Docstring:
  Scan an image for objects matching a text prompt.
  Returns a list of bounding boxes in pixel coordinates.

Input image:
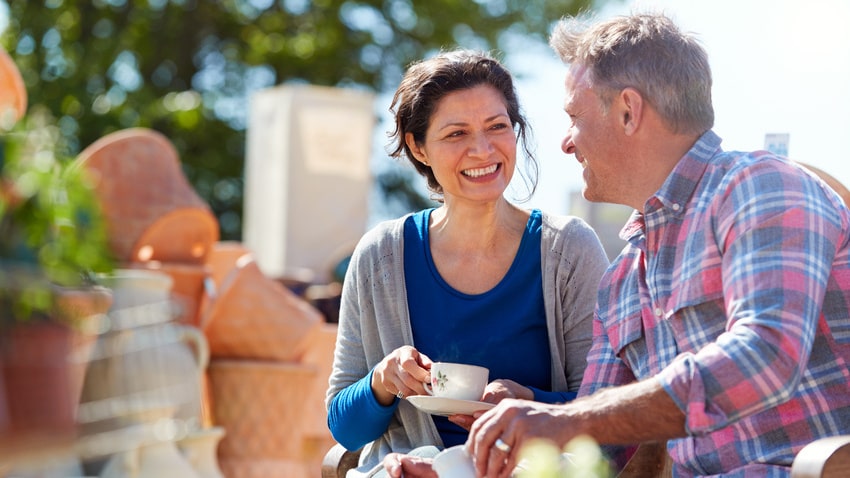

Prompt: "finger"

[417,351,434,368]
[447,414,475,430]
[383,453,403,478]
[397,354,431,394]
[399,349,430,379]
[469,415,499,476]
[488,437,513,478]
[469,402,523,477]
[399,455,438,478]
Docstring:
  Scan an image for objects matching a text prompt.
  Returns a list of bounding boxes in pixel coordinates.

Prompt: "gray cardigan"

[326,211,609,476]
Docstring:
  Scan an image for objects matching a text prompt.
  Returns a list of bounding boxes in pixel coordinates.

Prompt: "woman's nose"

[469,133,495,157]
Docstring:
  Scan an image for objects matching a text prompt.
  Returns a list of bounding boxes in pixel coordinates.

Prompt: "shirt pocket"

[666,266,727,353]
[604,302,648,374]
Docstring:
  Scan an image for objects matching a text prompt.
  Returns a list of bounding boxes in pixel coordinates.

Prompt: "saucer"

[406,395,495,417]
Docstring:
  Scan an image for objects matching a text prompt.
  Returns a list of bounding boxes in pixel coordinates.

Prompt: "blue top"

[328,208,577,449]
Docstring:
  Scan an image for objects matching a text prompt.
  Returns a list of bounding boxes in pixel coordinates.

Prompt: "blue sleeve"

[530,386,577,404]
[327,369,399,451]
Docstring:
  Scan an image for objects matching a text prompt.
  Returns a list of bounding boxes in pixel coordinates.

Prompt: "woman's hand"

[371,345,433,405]
[447,379,534,430]
[382,453,438,478]
[482,379,535,403]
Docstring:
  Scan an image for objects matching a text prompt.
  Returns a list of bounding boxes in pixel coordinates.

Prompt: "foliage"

[0,0,594,239]
[517,436,614,478]
[0,105,114,322]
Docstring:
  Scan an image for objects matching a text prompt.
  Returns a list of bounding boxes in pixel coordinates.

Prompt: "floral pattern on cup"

[424,363,489,401]
[432,371,449,392]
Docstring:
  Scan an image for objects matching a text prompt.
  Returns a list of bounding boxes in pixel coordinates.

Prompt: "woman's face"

[406,84,517,206]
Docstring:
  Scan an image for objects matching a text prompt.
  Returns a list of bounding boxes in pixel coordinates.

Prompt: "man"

[467,12,850,478]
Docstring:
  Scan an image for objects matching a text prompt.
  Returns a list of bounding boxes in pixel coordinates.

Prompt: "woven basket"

[208,360,317,464]
[203,254,322,362]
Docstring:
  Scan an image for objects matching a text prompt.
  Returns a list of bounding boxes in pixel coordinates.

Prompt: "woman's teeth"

[463,164,498,177]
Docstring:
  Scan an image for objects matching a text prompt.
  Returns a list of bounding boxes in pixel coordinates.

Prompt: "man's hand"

[466,378,687,478]
[467,399,578,478]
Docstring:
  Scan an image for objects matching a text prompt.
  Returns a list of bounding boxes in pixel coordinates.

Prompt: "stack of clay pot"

[199,241,336,477]
[74,128,224,477]
[74,127,339,476]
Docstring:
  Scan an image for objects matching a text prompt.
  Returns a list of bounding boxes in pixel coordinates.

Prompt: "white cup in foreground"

[432,445,476,478]
[425,362,489,401]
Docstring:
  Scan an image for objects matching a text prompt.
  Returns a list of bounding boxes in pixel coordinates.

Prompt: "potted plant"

[0,98,115,460]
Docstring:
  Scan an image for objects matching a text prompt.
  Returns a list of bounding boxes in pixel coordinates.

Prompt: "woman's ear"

[405,132,429,166]
[619,87,643,136]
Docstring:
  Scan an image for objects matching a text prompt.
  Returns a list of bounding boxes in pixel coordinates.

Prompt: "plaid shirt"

[581,131,850,477]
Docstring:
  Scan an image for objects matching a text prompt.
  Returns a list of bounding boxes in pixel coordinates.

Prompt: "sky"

[505,0,850,216]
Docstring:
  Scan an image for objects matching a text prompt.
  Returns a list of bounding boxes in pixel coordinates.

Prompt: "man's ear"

[619,87,643,136]
[405,132,428,165]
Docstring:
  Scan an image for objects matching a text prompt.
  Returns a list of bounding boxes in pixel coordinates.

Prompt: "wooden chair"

[791,436,850,478]
[616,437,850,478]
[321,443,361,478]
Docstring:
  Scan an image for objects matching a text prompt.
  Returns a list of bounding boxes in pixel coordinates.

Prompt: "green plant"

[0,106,114,323]
[516,436,614,478]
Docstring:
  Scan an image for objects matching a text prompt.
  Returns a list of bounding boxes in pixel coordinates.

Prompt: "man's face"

[561,65,628,205]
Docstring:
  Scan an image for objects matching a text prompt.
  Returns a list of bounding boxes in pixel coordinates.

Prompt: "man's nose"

[561,132,576,155]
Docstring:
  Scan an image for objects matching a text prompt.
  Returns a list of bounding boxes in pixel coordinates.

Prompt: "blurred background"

[3,0,849,245]
[2,0,850,476]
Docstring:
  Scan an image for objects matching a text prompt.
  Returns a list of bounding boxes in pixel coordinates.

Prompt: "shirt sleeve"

[327,369,399,451]
[530,387,577,403]
[657,160,845,434]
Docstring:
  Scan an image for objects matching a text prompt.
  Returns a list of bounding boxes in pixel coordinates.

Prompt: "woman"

[325,49,608,477]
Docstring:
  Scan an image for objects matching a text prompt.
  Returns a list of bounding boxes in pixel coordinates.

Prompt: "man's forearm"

[573,377,687,445]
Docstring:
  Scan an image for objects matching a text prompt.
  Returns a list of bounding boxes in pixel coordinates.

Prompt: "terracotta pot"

[0,322,80,460]
[129,261,212,328]
[197,241,251,331]
[796,161,850,208]
[0,285,112,464]
[203,255,322,362]
[298,323,339,471]
[74,128,219,264]
[207,360,317,462]
[0,45,27,124]
[217,458,310,478]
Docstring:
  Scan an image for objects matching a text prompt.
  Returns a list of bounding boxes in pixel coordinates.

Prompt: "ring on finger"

[494,438,511,453]
[396,391,405,399]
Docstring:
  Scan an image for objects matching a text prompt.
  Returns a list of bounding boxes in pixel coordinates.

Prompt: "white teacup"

[432,445,476,478]
[425,362,489,401]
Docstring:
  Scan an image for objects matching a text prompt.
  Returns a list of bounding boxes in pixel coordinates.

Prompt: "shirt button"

[654,307,663,317]
[672,203,681,211]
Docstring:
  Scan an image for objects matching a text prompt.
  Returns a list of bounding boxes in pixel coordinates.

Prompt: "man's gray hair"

[550,12,714,135]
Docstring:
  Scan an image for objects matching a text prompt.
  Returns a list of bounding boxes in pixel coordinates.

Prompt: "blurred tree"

[1,0,593,239]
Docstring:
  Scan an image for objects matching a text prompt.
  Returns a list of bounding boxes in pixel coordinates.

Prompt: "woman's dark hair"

[388,49,537,199]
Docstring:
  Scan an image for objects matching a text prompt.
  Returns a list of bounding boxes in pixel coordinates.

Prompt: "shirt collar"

[619,130,723,241]
[650,130,723,214]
